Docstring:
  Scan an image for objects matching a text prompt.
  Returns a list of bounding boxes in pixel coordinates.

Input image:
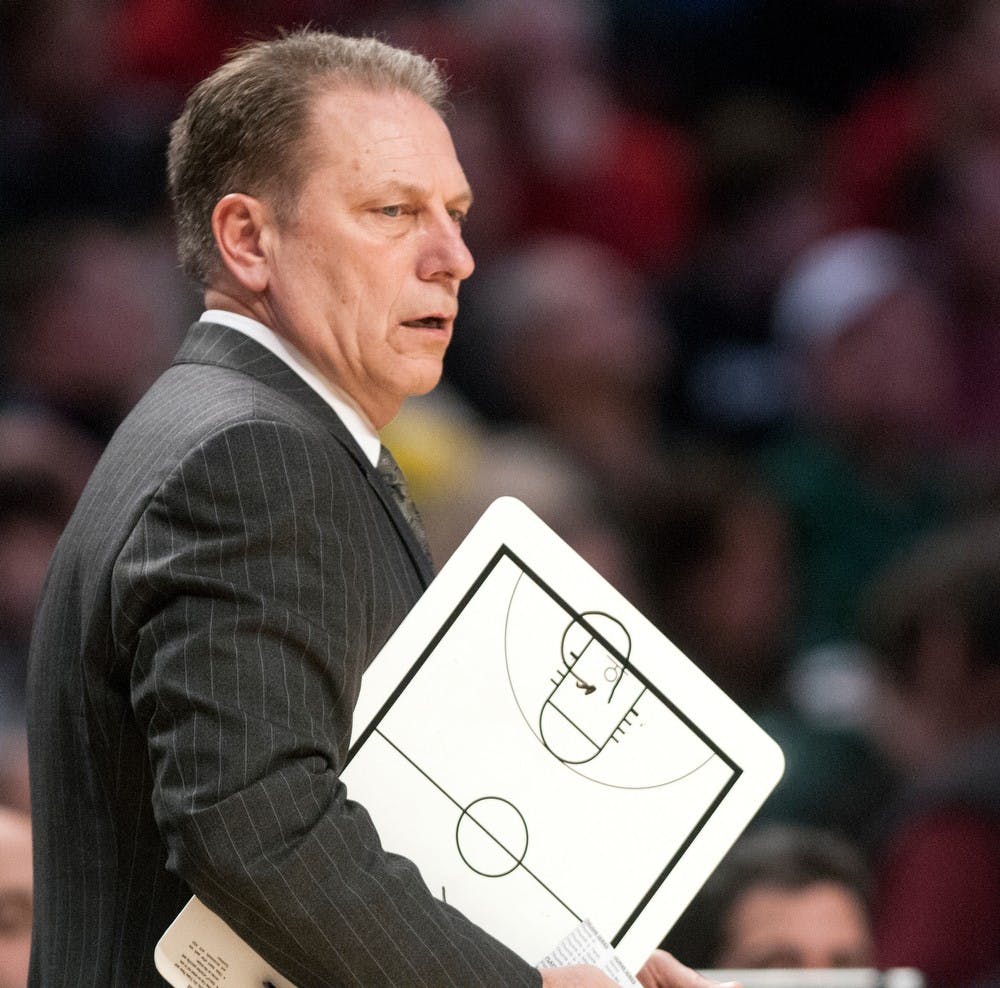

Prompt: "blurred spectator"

[111,0,323,101]
[0,0,171,229]
[660,823,874,970]
[912,131,1000,482]
[631,451,794,710]
[458,234,671,495]
[380,375,642,599]
[631,449,894,840]
[0,806,31,988]
[822,3,1000,500]
[0,406,102,727]
[658,89,829,446]
[0,730,29,818]
[420,424,641,600]
[761,228,958,670]
[826,0,1000,231]
[861,515,1000,988]
[374,0,701,274]
[461,0,701,273]
[2,220,194,442]
[378,386,487,523]
[382,380,641,596]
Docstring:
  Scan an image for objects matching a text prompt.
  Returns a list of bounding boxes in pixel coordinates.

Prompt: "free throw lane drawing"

[504,581,720,790]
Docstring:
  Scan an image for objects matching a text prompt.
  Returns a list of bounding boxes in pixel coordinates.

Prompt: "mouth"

[401,315,450,330]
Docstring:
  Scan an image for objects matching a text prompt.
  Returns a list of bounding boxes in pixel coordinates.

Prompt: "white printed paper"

[538,919,638,986]
[154,896,295,988]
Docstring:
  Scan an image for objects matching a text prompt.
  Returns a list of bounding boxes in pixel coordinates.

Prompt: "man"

[661,824,874,970]
[27,29,730,988]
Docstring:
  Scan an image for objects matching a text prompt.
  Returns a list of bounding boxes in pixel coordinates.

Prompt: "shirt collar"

[201,309,382,467]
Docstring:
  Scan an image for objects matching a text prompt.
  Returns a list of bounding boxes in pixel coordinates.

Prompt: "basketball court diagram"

[345,545,750,965]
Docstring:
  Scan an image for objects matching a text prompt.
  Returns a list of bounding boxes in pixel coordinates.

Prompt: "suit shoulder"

[66,364,355,550]
[122,361,342,449]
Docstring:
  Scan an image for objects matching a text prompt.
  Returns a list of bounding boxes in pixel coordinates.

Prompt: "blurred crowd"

[2,1,1000,986]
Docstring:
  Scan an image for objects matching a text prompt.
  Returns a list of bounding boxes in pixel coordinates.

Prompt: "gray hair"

[167,29,448,285]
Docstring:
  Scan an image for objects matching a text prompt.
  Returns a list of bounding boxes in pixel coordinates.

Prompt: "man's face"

[263,87,474,427]
[718,880,873,969]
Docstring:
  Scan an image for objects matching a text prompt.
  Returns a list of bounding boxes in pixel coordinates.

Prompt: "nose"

[418,209,475,285]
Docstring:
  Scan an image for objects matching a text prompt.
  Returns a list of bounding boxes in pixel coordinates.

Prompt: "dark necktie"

[377,445,431,560]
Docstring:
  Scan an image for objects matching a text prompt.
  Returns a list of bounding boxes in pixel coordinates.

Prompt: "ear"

[211,193,272,294]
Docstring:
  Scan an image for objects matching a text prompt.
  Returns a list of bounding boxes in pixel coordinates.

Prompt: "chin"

[405,363,445,399]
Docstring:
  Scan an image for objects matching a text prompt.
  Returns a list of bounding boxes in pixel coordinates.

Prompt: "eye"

[379,205,405,218]
[448,208,468,226]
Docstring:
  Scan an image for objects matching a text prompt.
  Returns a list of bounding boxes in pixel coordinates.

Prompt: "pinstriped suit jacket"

[27,322,540,987]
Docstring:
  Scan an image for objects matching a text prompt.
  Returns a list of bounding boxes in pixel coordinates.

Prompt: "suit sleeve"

[116,418,542,988]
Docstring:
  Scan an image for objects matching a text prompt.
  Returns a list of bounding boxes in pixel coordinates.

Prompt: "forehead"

[731,882,868,939]
[305,85,467,195]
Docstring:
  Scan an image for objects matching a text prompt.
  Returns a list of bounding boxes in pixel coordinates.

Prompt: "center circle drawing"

[455,797,529,878]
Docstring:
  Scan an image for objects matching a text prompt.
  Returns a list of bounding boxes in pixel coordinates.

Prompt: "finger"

[636,949,741,988]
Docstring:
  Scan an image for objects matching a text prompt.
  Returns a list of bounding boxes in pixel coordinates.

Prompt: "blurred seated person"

[656,89,827,448]
[414,423,642,600]
[0,730,29,817]
[0,806,32,988]
[631,451,793,711]
[458,234,671,494]
[632,450,893,841]
[762,228,958,662]
[0,405,101,725]
[919,130,1000,481]
[660,824,874,970]
[4,221,190,442]
[860,515,1000,987]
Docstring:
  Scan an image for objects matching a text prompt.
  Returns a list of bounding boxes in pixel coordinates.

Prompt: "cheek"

[348,276,402,344]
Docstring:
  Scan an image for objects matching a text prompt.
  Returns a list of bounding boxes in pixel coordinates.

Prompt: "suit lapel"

[173,321,435,587]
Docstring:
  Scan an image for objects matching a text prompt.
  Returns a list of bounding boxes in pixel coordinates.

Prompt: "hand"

[637,950,741,988]
[540,964,622,987]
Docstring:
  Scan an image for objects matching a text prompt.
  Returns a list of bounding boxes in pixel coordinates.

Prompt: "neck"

[202,285,402,430]
[204,284,273,326]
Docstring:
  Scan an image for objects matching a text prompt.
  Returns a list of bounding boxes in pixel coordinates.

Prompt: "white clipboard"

[344,496,785,975]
